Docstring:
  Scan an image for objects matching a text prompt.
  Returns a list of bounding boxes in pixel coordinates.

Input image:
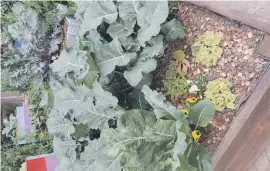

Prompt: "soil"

[151,2,269,155]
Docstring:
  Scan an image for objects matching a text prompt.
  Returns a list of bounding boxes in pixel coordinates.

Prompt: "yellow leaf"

[174,50,185,61]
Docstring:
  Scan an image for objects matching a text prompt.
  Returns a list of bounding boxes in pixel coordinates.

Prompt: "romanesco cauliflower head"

[192,31,223,65]
[205,79,236,111]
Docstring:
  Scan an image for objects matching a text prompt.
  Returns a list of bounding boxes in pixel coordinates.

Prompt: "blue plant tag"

[15,40,22,48]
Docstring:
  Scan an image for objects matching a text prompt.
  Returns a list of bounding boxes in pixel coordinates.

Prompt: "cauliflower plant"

[192,31,223,65]
[163,64,188,101]
[205,79,236,111]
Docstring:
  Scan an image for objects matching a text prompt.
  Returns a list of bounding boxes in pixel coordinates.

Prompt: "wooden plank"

[257,35,270,60]
[213,66,270,171]
[190,1,270,34]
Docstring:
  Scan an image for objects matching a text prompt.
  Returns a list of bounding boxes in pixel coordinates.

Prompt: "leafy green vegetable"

[142,85,185,121]
[107,18,136,38]
[95,38,136,76]
[161,18,185,41]
[124,58,157,86]
[50,49,89,79]
[189,100,215,126]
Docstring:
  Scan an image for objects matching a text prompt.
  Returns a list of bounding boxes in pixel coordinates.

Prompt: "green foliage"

[45,1,214,171]
[28,81,50,132]
[75,1,185,87]
[192,31,223,65]
[2,113,17,141]
[1,2,62,90]
[205,79,236,111]
[189,100,215,126]
[1,134,53,171]
[163,64,188,101]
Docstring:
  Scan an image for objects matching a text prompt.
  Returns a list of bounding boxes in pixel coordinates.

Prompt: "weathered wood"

[257,35,270,60]
[213,66,270,171]
[190,1,270,34]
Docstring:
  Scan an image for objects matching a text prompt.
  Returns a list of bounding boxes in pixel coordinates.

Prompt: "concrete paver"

[248,142,270,171]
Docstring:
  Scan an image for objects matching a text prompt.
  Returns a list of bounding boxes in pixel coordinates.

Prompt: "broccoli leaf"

[50,49,89,79]
[141,85,186,121]
[95,38,136,76]
[124,58,157,86]
[81,1,117,34]
[189,100,215,126]
[107,18,136,38]
[118,1,141,21]
[161,18,185,41]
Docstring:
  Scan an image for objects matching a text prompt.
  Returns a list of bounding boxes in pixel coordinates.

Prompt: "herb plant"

[192,31,223,66]
[205,78,236,111]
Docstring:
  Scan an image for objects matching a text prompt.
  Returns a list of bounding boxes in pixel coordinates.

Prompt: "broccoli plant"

[45,1,215,171]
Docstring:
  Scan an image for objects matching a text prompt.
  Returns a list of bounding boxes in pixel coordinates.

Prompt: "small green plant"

[205,78,236,111]
[1,134,53,171]
[28,81,50,132]
[192,31,223,65]
[163,63,188,101]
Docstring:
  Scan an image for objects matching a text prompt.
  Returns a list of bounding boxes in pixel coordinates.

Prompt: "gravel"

[152,2,269,155]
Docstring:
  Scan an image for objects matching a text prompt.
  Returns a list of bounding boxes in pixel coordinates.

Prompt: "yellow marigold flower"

[186,97,198,103]
[181,109,189,117]
[192,130,201,143]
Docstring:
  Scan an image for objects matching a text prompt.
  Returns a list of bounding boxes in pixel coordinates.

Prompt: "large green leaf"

[197,146,212,171]
[54,85,91,114]
[77,98,122,130]
[137,22,160,45]
[95,38,136,76]
[189,100,215,126]
[136,1,168,45]
[92,81,118,110]
[140,35,164,60]
[81,1,117,34]
[72,123,88,139]
[50,49,88,79]
[161,18,185,41]
[134,73,153,89]
[100,109,177,170]
[119,36,141,52]
[47,117,75,140]
[118,1,141,21]
[107,18,136,38]
[141,85,186,121]
[53,137,79,163]
[137,1,168,28]
[77,55,99,88]
[80,140,123,171]
[172,122,187,170]
[128,89,150,110]
[84,30,102,53]
[124,58,157,86]
[176,156,198,171]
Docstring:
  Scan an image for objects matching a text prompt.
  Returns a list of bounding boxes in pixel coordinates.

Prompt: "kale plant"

[1,2,62,90]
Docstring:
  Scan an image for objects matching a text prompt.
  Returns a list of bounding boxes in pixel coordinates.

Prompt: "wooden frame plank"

[213,66,270,171]
[190,1,270,34]
[257,35,270,60]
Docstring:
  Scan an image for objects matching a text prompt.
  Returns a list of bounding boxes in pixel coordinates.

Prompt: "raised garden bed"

[152,2,270,170]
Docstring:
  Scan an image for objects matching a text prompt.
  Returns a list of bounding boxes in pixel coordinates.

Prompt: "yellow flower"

[181,109,189,117]
[186,97,198,103]
[191,130,201,143]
